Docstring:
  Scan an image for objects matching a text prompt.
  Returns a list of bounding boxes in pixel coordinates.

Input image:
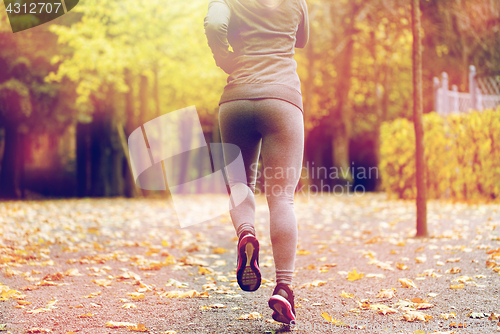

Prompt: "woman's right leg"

[253,98,304,324]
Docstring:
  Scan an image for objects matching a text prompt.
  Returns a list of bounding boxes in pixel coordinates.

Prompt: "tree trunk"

[0,122,21,199]
[302,12,315,190]
[412,0,428,237]
[106,86,124,197]
[123,69,139,198]
[153,62,161,118]
[90,104,111,197]
[330,33,354,185]
[138,74,154,196]
[76,122,91,197]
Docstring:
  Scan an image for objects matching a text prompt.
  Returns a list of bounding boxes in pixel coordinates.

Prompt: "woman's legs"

[252,99,304,286]
[219,98,304,287]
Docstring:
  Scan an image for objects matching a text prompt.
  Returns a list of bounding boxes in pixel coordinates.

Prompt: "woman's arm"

[295,0,309,49]
[204,0,237,74]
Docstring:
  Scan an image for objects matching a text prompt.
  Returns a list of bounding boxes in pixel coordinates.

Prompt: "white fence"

[433,65,500,116]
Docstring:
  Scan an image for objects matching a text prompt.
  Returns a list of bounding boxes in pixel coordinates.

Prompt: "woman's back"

[204,0,308,111]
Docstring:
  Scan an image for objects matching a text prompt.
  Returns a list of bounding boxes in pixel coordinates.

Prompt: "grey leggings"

[219,98,304,284]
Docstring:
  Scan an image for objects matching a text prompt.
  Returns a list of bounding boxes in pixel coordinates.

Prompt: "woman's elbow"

[204,19,228,35]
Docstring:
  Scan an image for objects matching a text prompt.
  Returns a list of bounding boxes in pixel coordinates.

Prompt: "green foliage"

[0,78,32,121]
[46,0,227,121]
[380,108,500,200]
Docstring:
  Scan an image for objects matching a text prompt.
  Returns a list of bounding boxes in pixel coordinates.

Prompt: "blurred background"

[0,0,499,200]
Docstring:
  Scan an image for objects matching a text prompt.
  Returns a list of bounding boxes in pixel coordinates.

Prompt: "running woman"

[204,0,308,325]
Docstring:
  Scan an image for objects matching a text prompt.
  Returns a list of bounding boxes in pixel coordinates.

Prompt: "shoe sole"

[236,235,261,292]
[269,294,295,324]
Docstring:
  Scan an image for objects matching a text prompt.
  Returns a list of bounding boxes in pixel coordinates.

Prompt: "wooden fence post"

[433,77,440,113]
[442,72,449,115]
[469,65,476,111]
[476,87,483,110]
[452,85,459,112]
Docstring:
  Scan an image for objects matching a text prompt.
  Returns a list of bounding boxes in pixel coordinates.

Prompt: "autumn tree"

[412,0,428,237]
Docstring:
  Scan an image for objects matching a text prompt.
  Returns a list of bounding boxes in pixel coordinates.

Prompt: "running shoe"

[236,232,261,292]
[268,283,296,324]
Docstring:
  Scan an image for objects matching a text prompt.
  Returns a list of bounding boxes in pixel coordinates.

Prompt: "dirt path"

[1,194,499,333]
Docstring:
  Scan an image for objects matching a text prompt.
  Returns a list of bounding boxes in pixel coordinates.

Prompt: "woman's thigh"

[218,100,262,190]
[253,99,304,198]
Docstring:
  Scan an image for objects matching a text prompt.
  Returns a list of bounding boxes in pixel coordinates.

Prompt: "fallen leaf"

[127,292,145,299]
[340,291,354,298]
[162,290,206,298]
[77,313,93,318]
[446,258,461,263]
[200,303,226,309]
[347,269,364,281]
[320,312,344,324]
[105,321,136,328]
[238,312,262,320]
[165,279,188,288]
[64,268,82,277]
[403,310,432,322]
[467,311,490,319]
[440,312,456,319]
[92,279,112,287]
[25,329,51,333]
[396,263,408,270]
[127,323,148,332]
[376,288,396,299]
[121,303,137,309]
[212,247,227,254]
[398,278,417,288]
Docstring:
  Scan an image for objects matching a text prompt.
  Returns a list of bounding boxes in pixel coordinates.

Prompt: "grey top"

[204,0,309,112]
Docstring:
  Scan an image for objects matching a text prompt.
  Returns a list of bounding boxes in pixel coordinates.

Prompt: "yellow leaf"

[347,269,364,281]
[398,278,417,288]
[77,313,93,318]
[377,307,398,315]
[105,321,136,328]
[212,247,227,254]
[396,263,408,270]
[320,312,343,324]
[376,288,396,299]
[17,300,32,305]
[403,310,432,322]
[441,312,456,320]
[163,290,202,298]
[92,279,112,287]
[198,267,212,275]
[450,284,464,289]
[64,268,82,277]
[127,292,145,299]
[121,303,137,309]
[128,323,148,332]
[238,312,262,320]
[24,328,51,333]
[446,257,461,263]
[340,291,354,298]
[82,291,101,298]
